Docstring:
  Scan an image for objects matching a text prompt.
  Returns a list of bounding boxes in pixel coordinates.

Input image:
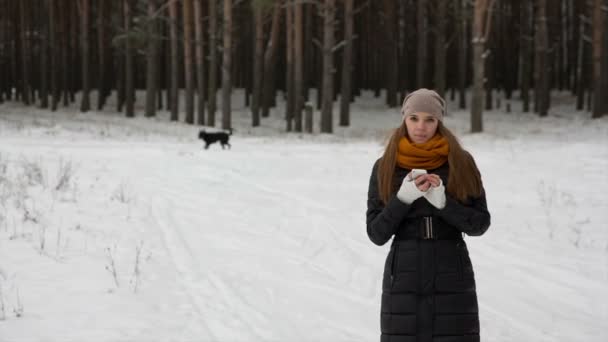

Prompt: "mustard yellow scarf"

[397,134,449,170]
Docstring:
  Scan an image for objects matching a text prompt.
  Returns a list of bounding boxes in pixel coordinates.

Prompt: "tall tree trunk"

[304,3,313,101]
[458,0,468,109]
[97,0,107,110]
[61,1,69,106]
[183,0,195,124]
[39,0,49,108]
[471,0,493,133]
[321,0,335,134]
[535,0,549,116]
[434,0,447,98]
[251,4,264,127]
[339,0,353,126]
[285,0,294,131]
[20,0,30,105]
[49,0,58,110]
[416,0,427,88]
[383,0,398,107]
[124,0,134,117]
[221,0,232,130]
[194,0,206,125]
[261,3,281,118]
[169,0,179,121]
[521,0,532,112]
[592,0,606,118]
[80,0,90,112]
[208,0,217,126]
[600,0,608,116]
[294,1,304,131]
[145,0,159,117]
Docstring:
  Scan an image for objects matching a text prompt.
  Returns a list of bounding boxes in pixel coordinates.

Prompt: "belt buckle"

[422,216,434,239]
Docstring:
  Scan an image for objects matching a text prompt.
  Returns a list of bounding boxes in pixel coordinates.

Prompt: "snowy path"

[1,111,606,341]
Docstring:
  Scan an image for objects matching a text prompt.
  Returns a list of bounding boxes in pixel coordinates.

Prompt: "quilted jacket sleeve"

[436,189,491,236]
[366,160,412,246]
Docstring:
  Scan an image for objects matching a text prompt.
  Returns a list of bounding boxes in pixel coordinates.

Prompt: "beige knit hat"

[401,88,446,121]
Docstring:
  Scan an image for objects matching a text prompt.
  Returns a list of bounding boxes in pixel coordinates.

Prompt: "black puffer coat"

[366,159,490,342]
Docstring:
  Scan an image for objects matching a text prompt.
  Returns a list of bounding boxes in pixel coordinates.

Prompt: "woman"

[366,88,490,342]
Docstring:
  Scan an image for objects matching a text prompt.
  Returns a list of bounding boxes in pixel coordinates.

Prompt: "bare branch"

[331,39,346,53]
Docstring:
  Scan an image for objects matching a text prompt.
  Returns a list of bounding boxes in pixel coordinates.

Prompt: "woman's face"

[404,112,439,144]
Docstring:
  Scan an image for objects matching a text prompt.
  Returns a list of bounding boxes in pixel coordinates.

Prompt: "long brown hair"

[377,121,483,204]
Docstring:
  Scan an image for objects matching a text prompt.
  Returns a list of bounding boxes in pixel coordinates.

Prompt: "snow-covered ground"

[0,90,607,342]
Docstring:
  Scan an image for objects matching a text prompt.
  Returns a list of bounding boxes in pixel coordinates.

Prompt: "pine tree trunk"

[124,0,134,117]
[592,0,605,118]
[383,0,398,107]
[49,0,58,110]
[182,0,194,123]
[471,0,489,133]
[39,0,49,108]
[169,0,179,121]
[285,0,294,131]
[535,0,549,116]
[416,0,427,88]
[521,1,532,112]
[145,0,158,117]
[252,5,264,127]
[321,0,335,134]
[339,0,353,126]
[294,1,304,131]
[20,0,30,105]
[194,0,206,125]
[458,0,468,109]
[61,1,69,106]
[80,0,90,112]
[261,3,281,118]
[208,0,217,126]
[434,0,447,98]
[221,0,232,130]
[97,0,107,110]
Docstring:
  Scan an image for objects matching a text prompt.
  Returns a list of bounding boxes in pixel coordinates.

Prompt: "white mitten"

[424,179,446,209]
[396,174,427,204]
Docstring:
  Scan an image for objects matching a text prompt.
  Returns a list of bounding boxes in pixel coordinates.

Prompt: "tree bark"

[383,0,398,107]
[221,0,232,130]
[471,0,491,133]
[261,3,281,118]
[592,0,606,118]
[124,0,134,117]
[183,0,195,123]
[458,0,468,109]
[145,0,159,117]
[252,4,264,127]
[434,0,447,98]
[285,0,294,131]
[521,0,532,112]
[321,0,335,134]
[416,0,427,88]
[169,0,179,121]
[20,0,30,105]
[339,0,353,126]
[80,0,90,112]
[208,0,218,126]
[194,0,206,125]
[294,1,304,131]
[535,0,549,116]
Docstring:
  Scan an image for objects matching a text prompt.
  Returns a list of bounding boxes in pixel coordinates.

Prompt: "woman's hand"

[413,174,432,191]
[426,174,442,188]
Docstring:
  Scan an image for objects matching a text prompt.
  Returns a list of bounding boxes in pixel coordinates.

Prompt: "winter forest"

[1,0,607,130]
[0,0,607,341]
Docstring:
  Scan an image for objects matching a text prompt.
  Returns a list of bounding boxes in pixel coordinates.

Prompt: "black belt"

[394,216,463,241]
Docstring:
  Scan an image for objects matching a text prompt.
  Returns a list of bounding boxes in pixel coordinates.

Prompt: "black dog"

[198,128,233,149]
